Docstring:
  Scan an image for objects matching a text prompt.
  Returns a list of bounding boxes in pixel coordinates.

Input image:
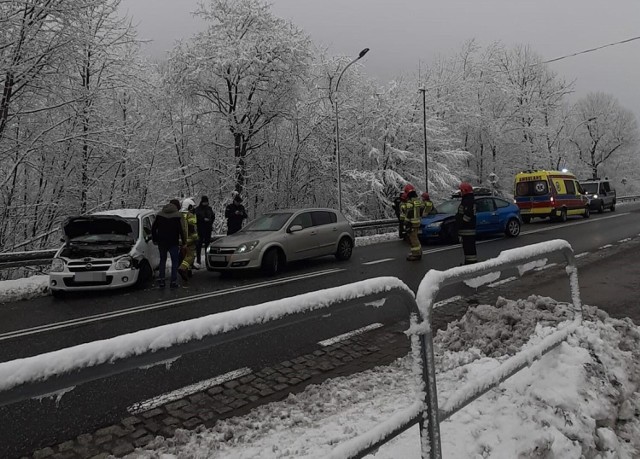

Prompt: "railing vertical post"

[419,328,442,458]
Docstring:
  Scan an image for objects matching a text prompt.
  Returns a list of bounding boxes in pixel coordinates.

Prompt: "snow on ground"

[0,274,49,304]
[132,296,640,459]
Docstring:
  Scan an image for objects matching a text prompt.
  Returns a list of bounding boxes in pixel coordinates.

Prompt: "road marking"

[318,323,383,347]
[0,268,346,342]
[598,244,613,250]
[575,252,589,258]
[534,263,557,271]
[618,238,632,243]
[127,367,252,414]
[487,276,517,288]
[433,295,463,309]
[362,258,395,265]
[521,213,629,236]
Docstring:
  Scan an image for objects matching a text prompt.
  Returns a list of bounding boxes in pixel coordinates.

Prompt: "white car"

[49,209,159,297]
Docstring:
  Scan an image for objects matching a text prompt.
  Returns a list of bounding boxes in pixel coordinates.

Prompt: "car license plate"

[74,272,106,282]
[210,255,226,262]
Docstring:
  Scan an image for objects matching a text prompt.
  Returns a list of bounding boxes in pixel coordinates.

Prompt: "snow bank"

[132,296,640,458]
[0,275,49,304]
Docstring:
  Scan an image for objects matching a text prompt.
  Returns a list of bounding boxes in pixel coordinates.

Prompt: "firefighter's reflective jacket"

[400,197,425,227]
[456,194,476,236]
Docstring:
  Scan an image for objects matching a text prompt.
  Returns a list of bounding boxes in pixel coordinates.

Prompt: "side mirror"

[288,224,303,233]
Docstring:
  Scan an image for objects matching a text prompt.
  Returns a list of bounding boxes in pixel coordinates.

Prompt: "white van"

[49,209,159,297]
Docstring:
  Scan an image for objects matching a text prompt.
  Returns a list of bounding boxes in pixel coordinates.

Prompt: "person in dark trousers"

[392,191,408,239]
[225,193,247,235]
[194,196,215,267]
[456,182,478,265]
[151,199,187,288]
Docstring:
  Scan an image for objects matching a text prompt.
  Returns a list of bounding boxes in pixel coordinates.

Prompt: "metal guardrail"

[333,239,582,459]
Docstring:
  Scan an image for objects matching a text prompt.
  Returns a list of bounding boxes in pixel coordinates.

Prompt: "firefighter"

[400,184,424,261]
[456,182,478,265]
[178,198,199,281]
[393,191,408,239]
[421,192,434,217]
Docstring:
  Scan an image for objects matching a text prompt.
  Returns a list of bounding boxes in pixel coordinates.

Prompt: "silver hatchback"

[206,208,354,275]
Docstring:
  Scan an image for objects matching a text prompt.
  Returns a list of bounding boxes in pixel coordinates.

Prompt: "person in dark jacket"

[194,196,215,266]
[392,191,408,239]
[151,200,187,288]
[225,193,247,235]
[455,182,478,265]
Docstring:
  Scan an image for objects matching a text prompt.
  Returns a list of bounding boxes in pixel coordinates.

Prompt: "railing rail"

[334,239,583,459]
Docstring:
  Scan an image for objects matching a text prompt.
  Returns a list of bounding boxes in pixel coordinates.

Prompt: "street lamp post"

[334,47,369,213]
[419,87,428,193]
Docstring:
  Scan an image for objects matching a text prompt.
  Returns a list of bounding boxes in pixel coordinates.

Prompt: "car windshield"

[242,213,293,231]
[581,183,598,194]
[433,199,460,215]
[515,180,549,197]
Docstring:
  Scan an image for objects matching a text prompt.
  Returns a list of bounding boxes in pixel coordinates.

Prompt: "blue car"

[420,196,522,243]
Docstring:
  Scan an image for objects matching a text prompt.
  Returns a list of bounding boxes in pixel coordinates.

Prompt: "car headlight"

[51,258,65,272]
[115,256,132,270]
[592,194,598,199]
[427,221,443,228]
[235,240,260,254]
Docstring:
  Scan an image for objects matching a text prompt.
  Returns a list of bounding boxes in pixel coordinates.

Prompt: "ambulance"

[514,170,590,223]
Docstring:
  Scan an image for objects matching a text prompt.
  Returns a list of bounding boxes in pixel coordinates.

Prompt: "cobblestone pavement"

[21,238,640,459]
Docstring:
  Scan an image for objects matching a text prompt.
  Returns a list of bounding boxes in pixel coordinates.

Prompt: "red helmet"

[400,192,408,202]
[421,192,430,200]
[403,184,415,194]
[459,182,473,196]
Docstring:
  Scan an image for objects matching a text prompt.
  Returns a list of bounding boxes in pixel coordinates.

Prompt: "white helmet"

[181,198,196,212]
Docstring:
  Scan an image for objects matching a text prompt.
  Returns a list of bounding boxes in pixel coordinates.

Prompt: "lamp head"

[358,48,370,59]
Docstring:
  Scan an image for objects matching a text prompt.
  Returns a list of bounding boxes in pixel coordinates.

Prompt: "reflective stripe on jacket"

[181,211,199,245]
[400,198,424,226]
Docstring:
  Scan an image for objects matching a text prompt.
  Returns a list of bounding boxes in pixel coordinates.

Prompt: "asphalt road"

[1,203,640,457]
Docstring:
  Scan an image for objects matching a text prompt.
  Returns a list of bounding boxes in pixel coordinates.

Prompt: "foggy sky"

[119,0,640,120]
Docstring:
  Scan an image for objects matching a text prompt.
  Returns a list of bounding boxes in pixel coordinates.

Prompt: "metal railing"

[332,239,583,459]
[0,240,583,459]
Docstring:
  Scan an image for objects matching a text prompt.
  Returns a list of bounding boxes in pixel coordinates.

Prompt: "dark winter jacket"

[225,201,247,235]
[195,204,215,235]
[456,194,476,236]
[152,203,187,247]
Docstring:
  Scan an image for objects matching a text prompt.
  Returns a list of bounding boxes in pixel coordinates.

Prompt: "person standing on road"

[225,192,248,235]
[393,191,408,239]
[421,192,434,217]
[400,184,425,261]
[194,196,215,268]
[178,198,199,282]
[151,199,187,289]
[456,182,478,265]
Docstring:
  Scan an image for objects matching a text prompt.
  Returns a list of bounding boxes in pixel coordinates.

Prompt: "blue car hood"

[421,213,454,225]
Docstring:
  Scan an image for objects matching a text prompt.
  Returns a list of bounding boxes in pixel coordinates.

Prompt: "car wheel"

[559,208,567,222]
[439,222,458,244]
[522,215,531,224]
[261,248,283,275]
[611,201,616,212]
[136,260,153,286]
[583,206,590,218]
[505,218,521,237]
[335,237,353,261]
[598,201,604,213]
